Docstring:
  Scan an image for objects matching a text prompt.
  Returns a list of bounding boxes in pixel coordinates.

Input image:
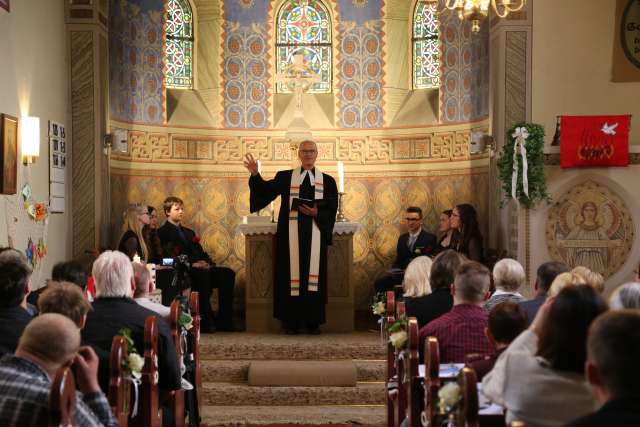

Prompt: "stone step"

[200,332,385,361]
[200,405,386,426]
[201,359,386,383]
[202,382,385,406]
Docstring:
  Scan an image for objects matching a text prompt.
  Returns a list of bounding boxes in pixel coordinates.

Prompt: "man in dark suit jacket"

[157,196,235,332]
[565,311,640,427]
[519,261,568,325]
[374,207,437,294]
[0,249,34,356]
[81,251,181,393]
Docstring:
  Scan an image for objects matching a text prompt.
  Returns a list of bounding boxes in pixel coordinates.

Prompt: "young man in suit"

[374,206,438,294]
[157,196,235,332]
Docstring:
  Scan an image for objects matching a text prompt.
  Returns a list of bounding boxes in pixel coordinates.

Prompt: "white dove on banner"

[601,122,619,135]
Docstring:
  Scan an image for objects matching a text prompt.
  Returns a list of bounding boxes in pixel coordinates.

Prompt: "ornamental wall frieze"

[112,126,487,164]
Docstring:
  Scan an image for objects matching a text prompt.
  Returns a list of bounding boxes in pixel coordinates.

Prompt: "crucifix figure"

[276,53,321,112]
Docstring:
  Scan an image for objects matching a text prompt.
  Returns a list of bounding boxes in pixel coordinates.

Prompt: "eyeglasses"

[405,218,421,222]
[300,150,317,156]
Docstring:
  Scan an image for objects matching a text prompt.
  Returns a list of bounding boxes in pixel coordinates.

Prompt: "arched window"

[164,0,193,89]
[412,1,440,90]
[276,0,332,93]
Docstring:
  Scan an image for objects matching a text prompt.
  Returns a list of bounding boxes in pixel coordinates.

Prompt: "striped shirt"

[0,355,118,427]
[419,303,494,363]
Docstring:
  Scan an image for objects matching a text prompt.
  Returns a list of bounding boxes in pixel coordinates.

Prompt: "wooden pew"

[421,336,440,427]
[130,316,161,427]
[169,300,186,427]
[455,367,479,427]
[405,318,423,427]
[49,366,75,427]
[109,335,130,427]
[393,301,407,427]
[384,290,396,427]
[189,291,203,412]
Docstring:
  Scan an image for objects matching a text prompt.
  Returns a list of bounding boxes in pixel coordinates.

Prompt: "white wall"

[0,0,71,287]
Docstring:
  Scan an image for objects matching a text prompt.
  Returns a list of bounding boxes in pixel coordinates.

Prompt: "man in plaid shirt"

[0,313,118,427]
[419,261,494,363]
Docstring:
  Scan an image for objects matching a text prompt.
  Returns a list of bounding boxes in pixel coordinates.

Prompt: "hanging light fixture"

[444,0,526,32]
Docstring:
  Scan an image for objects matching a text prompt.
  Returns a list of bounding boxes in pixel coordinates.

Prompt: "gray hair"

[403,256,433,298]
[92,250,133,298]
[609,282,640,310]
[0,248,32,274]
[493,258,525,292]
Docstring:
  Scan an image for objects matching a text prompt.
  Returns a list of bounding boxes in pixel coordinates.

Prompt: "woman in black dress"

[438,209,454,250]
[450,203,484,262]
[117,204,150,262]
[142,205,163,263]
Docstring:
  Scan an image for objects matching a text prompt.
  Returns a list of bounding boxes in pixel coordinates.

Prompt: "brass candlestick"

[336,192,348,222]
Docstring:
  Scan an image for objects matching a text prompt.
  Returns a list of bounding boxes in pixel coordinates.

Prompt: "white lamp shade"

[21,116,40,158]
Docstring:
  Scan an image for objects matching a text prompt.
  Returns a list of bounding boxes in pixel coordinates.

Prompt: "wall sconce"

[21,116,40,165]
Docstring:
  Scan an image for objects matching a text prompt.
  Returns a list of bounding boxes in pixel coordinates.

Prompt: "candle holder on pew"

[336,192,348,222]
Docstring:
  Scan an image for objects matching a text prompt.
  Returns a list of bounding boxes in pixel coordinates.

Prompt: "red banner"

[560,115,630,168]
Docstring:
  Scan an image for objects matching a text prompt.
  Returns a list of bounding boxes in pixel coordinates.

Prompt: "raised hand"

[243,153,259,176]
[73,346,101,394]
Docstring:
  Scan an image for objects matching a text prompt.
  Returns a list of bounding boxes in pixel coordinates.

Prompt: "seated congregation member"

[565,311,640,427]
[37,281,91,328]
[415,250,466,329]
[608,282,640,310]
[374,207,437,294]
[571,266,605,294]
[482,285,606,427]
[548,272,589,297]
[0,314,117,427]
[450,203,484,262]
[438,209,454,250]
[158,196,235,332]
[402,256,433,328]
[485,258,526,312]
[27,259,89,307]
[143,205,164,263]
[419,261,493,363]
[81,251,181,393]
[520,261,569,325]
[468,301,527,381]
[133,262,170,319]
[117,203,151,262]
[0,249,34,356]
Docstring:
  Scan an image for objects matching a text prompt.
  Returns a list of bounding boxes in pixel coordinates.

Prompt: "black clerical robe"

[249,168,338,325]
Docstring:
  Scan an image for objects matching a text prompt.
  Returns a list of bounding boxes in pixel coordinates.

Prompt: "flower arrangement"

[435,382,462,426]
[118,327,144,379]
[497,122,551,208]
[192,235,201,245]
[387,318,408,350]
[179,312,193,330]
[371,292,386,317]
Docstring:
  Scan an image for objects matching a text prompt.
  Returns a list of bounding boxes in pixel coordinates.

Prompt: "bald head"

[17,313,80,371]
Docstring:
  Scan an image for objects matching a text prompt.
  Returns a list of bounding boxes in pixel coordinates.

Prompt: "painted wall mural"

[109,0,165,124]
[439,6,490,123]
[546,180,635,278]
[221,0,271,128]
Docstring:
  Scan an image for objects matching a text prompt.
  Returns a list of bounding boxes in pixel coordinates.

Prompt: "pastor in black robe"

[249,168,338,327]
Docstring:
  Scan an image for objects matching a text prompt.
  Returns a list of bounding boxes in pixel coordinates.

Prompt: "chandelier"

[444,0,526,32]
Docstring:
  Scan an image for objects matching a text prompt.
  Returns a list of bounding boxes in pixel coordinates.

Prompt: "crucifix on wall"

[276,53,321,113]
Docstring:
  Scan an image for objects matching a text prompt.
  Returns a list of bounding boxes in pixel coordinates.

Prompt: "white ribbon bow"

[127,376,142,417]
[511,127,530,202]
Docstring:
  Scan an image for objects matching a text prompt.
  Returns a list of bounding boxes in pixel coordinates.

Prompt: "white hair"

[493,258,525,292]
[92,250,133,298]
[609,282,640,310]
[403,256,433,298]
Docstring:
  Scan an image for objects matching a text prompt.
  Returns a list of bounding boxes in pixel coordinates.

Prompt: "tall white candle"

[337,161,344,193]
[133,253,141,264]
[257,160,262,174]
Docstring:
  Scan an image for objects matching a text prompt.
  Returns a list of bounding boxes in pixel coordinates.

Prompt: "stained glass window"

[165,0,193,89]
[413,1,440,90]
[276,0,332,93]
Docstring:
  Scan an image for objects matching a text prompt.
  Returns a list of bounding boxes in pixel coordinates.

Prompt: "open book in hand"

[291,198,327,211]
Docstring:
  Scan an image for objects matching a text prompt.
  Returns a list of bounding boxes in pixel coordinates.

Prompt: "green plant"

[497,122,552,208]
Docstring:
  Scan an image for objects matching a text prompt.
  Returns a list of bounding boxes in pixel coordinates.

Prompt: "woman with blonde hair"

[571,266,605,293]
[547,272,588,298]
[403,256,433,327]
[485,258,525,312]
[117,204,150,262]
